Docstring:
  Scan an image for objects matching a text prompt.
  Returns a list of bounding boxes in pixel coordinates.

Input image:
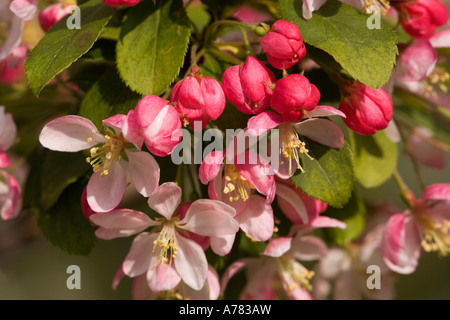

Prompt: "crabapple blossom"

[171,67,225,130]
[199,150,275,242]
[302,0,327,19]
[39,112,160,212]
[381,184,450,274]
[260,20,306,70]
[221,56,276,115]
[338,81,393,135]
[247,106,346,178]
[221,234,327,299]
[90,182,239,291]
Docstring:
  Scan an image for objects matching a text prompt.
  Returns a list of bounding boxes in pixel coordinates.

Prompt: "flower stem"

[392,170,415,208]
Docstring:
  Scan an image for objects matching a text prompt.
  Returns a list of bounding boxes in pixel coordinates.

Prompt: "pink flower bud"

[102,0,140,7]
[134,95,182,157]
[270,74,320,122]
[222,56,275,115]
[171,68,225,129]
[397,0,449,39]
[38,4,68,32]
[338,81,393,135]
[260,20,306,70]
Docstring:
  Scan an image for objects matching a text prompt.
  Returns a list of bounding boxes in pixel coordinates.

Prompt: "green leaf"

[36,180,97,256]
[279,0,398,89]
[79,67,142,129]
[116,0,191,96]
[291,139,354,208]
[323,190,367,245]
[25,0,115,96]
[350,130,398,188]
[40,151,90,212]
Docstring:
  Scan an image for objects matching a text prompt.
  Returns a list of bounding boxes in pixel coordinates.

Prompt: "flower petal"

[236,195,274,241]
[147,182,181,220]
[210,234,236,256]
[263,237,292,257]
[276,182,309,225]
[0,171,22,221]
[127,150,160,197]
[429,29,450,48]
[123,232,157,277]
[247,111,283,136]
[180,199,238,236]
[39,115,105,152]
[396,40,437,82]
[0,113,17,152]
[9,0,37,21]
[87,161,127,212]
[381,213,421,275]
[174,234,208,291]
[199,151,224,185]
[290,234,327,261]
[293,118,345,149]
[220,258,253,295]
[90,209,158,240]
[421,183,450,202]
[308,105,346,118]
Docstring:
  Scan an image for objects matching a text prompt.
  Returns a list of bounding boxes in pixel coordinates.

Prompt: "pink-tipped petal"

[147,182,182,220]
[199,151,224,185]
[103,114,125,136]
[429,29,450,48]
[276,183,309,224]
[247,111,283,136]
[220,258,254,295]
[90,209,158,240]
[180,199,238,236]
[9,0,37,21]
[421,183,450,202]
[127,150,160,198]
[123,232,158,277]
[309,216,347,230]
[263,237,292,257]
[39,115,105,152]
[236,195,274,242]
[293,118,345,149]
[87,161,127,213]
[397,40,437,82]
[147,264,181,292]
[174,234,208,291]
[112,264,125,290]
[381,213,422,275]
[122,110,144,150]
[132,274,155,300]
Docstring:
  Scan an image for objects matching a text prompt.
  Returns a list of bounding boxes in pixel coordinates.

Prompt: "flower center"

[279,124,313,175]
[152,220,179,268]
[424,67,450,99]
[277,257,315,295]
[421,217,450,257]
[361,0,390,14]
[223,164,254,202]
[85,131,125,178]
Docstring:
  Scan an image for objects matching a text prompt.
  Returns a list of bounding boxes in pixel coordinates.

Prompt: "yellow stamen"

[360,0,390,15]
[424,67,450,99]
[223,164,254,202]
[152,221,179,268]
[86,133,125,178]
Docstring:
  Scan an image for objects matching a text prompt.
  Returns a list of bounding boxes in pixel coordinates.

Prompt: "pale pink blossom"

[91,182,239,291]
[0,1,25,62]
[199,150,276,242]
[381,184,450,274]
[39,112,160,212]
[221,234,327,299]
[247,106,346,179]
[406,127,446,170]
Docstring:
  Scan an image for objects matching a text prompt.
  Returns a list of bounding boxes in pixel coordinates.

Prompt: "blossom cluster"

[1,0,450,300]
